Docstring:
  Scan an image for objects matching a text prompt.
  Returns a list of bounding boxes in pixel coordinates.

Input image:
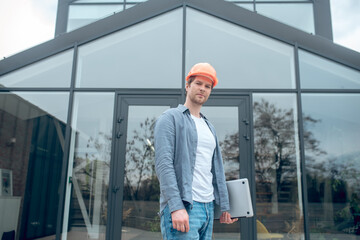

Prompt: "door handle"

[112,186,120,193]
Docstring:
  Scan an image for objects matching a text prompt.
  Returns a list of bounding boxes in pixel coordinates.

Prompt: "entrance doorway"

[109,94,254,240]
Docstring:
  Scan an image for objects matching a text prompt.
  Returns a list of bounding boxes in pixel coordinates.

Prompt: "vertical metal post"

[55,42,78,240]
[294,43,310,240]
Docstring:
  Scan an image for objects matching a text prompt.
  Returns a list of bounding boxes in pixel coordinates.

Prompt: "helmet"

[186,62,218,87]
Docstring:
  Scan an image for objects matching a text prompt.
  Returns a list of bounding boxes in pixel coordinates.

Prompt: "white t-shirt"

[191,114,216,203]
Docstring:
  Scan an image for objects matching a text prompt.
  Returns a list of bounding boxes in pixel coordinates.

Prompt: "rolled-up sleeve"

[154,113,184,213]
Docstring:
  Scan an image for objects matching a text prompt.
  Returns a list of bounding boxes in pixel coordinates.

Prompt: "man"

[155,62,237,240]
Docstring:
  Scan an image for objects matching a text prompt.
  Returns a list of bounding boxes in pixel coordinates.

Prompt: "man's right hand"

[171,209,190,232]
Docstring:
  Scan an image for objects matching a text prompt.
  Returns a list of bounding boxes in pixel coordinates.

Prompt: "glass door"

[109,95,179,240]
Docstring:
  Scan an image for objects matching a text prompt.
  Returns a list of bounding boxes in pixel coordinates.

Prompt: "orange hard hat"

[186,62,218,87]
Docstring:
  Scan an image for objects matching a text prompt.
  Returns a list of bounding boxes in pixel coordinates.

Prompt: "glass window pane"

[0,50,73,88]
[125,4,136,9]
[0,92,69,239]
[253,94,304,239]
[225,0,255,10]
[257,0,310,2]
[73,0,124,3]
[256,3,315,34]
[186,8,295,89]
[121,105,169,239]
[127,0,147,2]
[68,4,124,32]
[125,2,146,9]
[236,3,254,11]
[62,93,114,240]
[302,94,360,239]
[299,50,360,89]
[75,9,182,88]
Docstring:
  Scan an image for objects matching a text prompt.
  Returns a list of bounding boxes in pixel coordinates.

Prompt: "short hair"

[187,76,213,89]
[187,76,196,85]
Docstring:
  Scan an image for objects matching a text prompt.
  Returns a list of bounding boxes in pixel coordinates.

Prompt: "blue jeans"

[160,201,214,240]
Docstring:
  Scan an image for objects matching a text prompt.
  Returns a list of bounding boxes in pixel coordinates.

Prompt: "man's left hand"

[219,211,238,224]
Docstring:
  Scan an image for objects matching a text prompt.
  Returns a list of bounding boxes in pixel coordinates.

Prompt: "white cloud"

[0,0,57,58]
[330,0,360,53]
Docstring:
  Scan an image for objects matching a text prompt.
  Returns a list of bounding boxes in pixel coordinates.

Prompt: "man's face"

[186,76,213,105]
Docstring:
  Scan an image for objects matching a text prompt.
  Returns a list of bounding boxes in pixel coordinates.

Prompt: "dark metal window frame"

[55,0,331,40]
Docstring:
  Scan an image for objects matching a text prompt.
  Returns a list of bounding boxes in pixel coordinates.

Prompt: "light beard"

[188,93,208,106]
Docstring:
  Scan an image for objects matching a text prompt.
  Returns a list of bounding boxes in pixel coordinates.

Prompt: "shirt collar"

[178,104,208,121]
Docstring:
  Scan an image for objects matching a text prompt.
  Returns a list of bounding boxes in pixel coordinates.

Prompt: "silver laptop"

[214,178,254,219]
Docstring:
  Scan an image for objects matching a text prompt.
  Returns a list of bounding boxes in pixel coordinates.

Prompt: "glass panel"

[223,2,254,11]
[121,105,169,239]
[256,3,315,34]
[257,0,310,2]
[186,8,295,89]
[302,94,360,239]
[0,92,69,240]
[67,4,124,32]
[0,50,73,88]
[127,0,147,2]
[73,0,124,3]
[236,3,254,11]
[299,50,360,89]
[253,94,304,239]
[63,93,114,240]
[76,9,182,88]
[125,4,136,9]
[201,106,241,239]
[225,0,252,1]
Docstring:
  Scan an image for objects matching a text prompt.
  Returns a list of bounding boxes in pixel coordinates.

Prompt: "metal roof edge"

[1,0,359,77]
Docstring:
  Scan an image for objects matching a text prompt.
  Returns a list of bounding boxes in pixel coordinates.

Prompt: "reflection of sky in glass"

[201,106,238,141]
[254,93,298,111]
[256,3,315,34]
[299,50,360,89]
[72,93,114,160]
[0,50,73,88]
[76,9,182,88]
[11,92,69,123]
[302,94,360,158]
[186,8,295,89]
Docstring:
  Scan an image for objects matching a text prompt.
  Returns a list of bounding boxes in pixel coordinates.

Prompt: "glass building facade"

[0,0,359,239]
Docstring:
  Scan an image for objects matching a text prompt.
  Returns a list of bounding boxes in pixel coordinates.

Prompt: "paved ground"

[37,227,360,240]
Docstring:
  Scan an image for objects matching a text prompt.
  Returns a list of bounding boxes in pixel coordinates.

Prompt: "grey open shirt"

[154,104,230,214]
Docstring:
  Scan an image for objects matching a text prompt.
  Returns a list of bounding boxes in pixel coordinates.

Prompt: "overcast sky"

[0,0,359,59]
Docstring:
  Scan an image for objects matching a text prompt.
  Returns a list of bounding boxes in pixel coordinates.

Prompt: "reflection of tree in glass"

[253,99,299,197]
[123,117,160,232]
[124,117,159,201]
[72,132,112,226]
[219,132,239,180]
[302,115,326,178]
[252,99,325,238]
[304,116,360,235]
